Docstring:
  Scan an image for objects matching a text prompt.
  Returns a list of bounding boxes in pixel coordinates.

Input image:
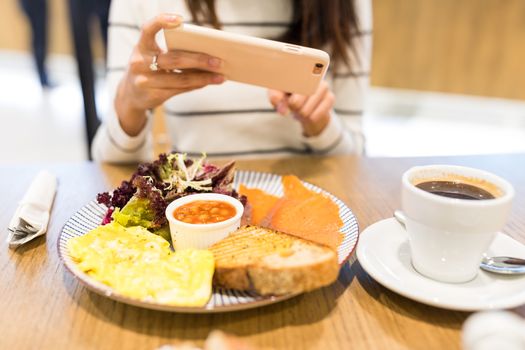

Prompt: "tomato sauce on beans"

[173,200,236,224]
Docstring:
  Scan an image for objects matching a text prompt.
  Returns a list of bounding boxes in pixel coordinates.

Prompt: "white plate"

[357,218,525,311]
[58,171,359,313]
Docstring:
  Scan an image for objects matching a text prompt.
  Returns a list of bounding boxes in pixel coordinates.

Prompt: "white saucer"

[357,218,525,311]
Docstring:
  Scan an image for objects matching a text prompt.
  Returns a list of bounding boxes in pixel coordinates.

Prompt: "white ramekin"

[165,193,244,250]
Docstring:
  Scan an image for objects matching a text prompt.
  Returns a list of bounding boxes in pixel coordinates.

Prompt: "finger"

[268,90,291,115]
[310,91,335,122]
[154,86,204,102]
[298,82,329,118]
[139,14,183,53]
[157,50,222,72]
[267,89,286,108]
[141,71,225,89]
[287,94,308,112]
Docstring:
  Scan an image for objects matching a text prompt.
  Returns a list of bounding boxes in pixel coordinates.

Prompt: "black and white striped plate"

[58,171,359,313]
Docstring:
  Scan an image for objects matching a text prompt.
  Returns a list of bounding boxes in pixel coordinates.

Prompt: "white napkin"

[7,170,57,248]
[463,311,525,350]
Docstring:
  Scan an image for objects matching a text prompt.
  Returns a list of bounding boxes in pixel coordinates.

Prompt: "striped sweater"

[92,0,372,162]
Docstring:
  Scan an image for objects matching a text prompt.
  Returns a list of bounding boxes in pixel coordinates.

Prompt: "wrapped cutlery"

[7,170,57,248]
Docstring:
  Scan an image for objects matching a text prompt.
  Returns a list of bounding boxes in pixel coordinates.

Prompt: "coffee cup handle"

[394,210,407,227]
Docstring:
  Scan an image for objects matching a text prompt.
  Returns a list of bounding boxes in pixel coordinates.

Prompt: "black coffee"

[416,181,495,200]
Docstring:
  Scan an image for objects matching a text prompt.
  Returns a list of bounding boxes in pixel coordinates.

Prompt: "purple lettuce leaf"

[96,153,245,229]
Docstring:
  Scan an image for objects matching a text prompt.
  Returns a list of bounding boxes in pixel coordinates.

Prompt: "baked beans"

[173,200,236,224]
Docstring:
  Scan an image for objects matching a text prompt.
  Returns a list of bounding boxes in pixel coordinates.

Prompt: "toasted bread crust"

[213,267,253,291]
[210,226,339,295]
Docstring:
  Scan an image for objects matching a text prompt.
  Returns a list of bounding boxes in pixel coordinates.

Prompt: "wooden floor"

[2,0,525,100]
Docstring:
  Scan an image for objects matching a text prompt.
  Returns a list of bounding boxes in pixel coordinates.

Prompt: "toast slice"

[209,225,339,295]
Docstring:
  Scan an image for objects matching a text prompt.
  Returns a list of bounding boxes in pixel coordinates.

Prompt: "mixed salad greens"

[97,153,246,241]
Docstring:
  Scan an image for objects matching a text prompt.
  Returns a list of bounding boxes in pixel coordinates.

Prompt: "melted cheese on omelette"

[67,222,214,307]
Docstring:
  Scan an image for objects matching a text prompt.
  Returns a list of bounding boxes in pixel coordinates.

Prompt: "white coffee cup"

[401,165,514,283]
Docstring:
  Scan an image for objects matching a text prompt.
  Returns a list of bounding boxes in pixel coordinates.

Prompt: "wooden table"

[1,155,524,350]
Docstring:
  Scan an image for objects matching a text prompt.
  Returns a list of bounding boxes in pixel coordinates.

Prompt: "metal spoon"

[393,210,525,275]
[480,256,525,275]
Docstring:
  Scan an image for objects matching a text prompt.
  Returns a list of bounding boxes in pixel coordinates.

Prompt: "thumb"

[139,14,183,53]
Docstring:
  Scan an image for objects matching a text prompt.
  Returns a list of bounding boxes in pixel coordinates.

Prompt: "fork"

[8,218,38,239]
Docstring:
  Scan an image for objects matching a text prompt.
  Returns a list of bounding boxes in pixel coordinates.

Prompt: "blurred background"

[1,0,525,162]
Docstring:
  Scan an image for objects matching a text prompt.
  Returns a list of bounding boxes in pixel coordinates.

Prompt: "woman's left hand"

[268,81,335,137]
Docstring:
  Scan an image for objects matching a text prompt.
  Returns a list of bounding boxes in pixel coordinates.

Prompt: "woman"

[92,0,372,162]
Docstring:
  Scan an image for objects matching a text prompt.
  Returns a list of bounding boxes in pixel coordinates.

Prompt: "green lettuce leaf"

[112,196,172,243]
[152,225,171,242]
[112,196,155,229]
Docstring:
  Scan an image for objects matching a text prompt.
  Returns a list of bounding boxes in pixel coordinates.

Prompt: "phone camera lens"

[312,63,324,75]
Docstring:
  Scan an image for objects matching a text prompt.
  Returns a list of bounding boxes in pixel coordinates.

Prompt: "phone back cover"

[164,25,330,95]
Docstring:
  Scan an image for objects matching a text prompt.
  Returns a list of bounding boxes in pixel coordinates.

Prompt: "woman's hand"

[115,14,225,136]
[268,81,335,137]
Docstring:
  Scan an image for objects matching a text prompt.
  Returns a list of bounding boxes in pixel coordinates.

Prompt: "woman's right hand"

[115,14,225,136]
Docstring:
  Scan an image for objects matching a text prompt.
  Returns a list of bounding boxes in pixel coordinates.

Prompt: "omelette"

[67,222,214,307]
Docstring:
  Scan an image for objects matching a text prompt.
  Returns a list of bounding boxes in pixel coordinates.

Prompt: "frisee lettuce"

[96,153,246,242]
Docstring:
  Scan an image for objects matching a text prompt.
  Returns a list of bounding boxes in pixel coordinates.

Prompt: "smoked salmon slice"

[242,175,343,251]
[239,184,280,226]
[268,176,343,250]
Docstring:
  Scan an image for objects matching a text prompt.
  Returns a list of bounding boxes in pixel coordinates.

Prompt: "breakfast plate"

[357,217,525,311]
[58,170,359,313]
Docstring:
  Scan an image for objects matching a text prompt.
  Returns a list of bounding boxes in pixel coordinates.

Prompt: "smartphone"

[164,23,330,95]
